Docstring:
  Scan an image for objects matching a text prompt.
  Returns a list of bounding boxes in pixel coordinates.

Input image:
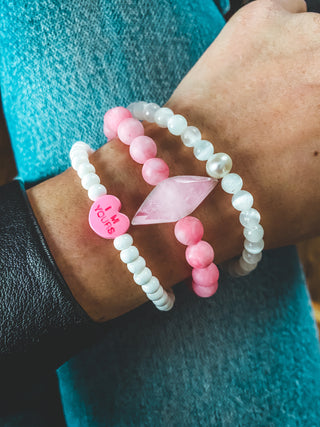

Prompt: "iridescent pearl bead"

[239,257,258,272]
[132,101,148,120]
[127,256,146,274]
[221,173,243,194]
[142,276,160,294]
[193,140,214,161]
[243,224,264,242]
[147,287,164,301]
[144,103,160,122]
[81,173,100,190]
[206,153,232,179]
[134,267,152,286]
[181,126,201,147]
[77,163,95,179]
[104,107,132,136]
[192,263,219,287]
[88,184,107,201]
[142,158,170,185]
[244,239,264,254]
[185,241,214,269]
[242,249,262,264]
[232,190,254,211]
[154,107,174,128]
[120,246,139,263]
[167,114,188,136]
[174,216,204,246]
[239,208,261,229]
[117,118,144,145]
[129,136,157,164]
[192,281,218,298]
[113,233,133,251]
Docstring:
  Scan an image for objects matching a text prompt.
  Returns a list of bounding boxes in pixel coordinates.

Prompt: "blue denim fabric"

[1,0,320,426]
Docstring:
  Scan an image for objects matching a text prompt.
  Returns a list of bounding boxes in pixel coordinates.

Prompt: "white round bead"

[244,239,264,254]
[144,103,160,123]
[77,163,96,179]
[228,260,248,277]
[154,107,174,128]
[147,286,164,301]
[181,126,201,147]
[157,292,175,311]
[167,114,188,136]
[153,292,170,307]
[221,173,243,194]
[239,256,257,272]
[127,102,136,114]
[232,190,254,212]
[242,249,262,264]
[71,153,89,171]
[120,246,139,264]
[206,153,232,179]
[127,256,146,274]
[113,234,133,251]
[70,141,91,155]
[70,148,87,160]
[81,173,100,190]
[239,208,261,229]
[132,101,148,120]
[88,184,107,201]
[193,140,214,161]
[141,276,161,294]
[243,224,264,243]
[133,267,152,286]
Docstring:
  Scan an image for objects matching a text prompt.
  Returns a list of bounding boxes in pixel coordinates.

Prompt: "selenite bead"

[232,190,254,212]
[118,118,144,145]
[243,224,264,243]
[244,238,264,254]
[104,107,132,136]
[185,241,214,269]
[88,184,107,201]
[147,286,164,301]
[221,173,243,194]
[192,263,219,287]
[239,256,258,272]
[127,256,146,274]
[174,216,204,246]
[192,281,218,298]
[144,103,160,122]
[167,114,188,136]
[157,293,175,311]
[142,158,170,185]
[113,233,134,251]
[71,153,89,171]
[134,267,152,286]
[153,292,170,307]
[120,246,139,264]
[242,249,262,264]
[239,208,261,229]
[193,140,214,161]
[129,136,157,164]
[181,126,201,147]
[132,101,148,120]
[81,173,100,190]
[154,107,174,128]
[142,276,161,294]
[77,163,95,179]
[206,153,232,179]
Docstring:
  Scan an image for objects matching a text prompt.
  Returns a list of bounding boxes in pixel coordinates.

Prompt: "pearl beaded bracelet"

[70,141,175,311]
[127,101,264,277]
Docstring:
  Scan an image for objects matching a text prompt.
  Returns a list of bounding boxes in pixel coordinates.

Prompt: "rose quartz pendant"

[89,195,130,239]
[132,176,217,225]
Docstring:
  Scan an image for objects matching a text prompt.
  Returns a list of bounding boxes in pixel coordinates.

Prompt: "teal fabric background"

[1,0,320,425]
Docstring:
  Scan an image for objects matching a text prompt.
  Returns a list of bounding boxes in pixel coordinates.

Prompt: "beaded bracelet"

[127,101,264,277]
[104,107,220,297]
[70,141,175,311]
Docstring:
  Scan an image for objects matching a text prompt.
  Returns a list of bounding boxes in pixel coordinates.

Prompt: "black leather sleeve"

[0,179,102,379]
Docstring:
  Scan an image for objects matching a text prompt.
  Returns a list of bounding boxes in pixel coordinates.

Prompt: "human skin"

[27,0,320,322]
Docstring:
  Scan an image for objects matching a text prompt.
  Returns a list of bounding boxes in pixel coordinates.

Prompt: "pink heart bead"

[89,195,130,239]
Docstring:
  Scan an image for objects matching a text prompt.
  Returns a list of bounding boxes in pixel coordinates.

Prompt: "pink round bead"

[142,158,170,185]
[174,216,204,246]
[103,123,117,140]
[117,118,144,145]
[192,263,219,287]
[192,281,218,298]
[104,107,132,136]
[129,136,157,164]
[185,240,214,269]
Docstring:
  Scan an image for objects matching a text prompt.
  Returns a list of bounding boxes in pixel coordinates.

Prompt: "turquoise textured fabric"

[1,0,320,426]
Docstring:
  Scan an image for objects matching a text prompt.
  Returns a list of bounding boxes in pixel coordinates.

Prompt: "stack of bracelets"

[70,102,264,312]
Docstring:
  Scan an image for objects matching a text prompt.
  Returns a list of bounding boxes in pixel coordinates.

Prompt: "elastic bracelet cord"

[69,141,175,312]
[126,102,264,277]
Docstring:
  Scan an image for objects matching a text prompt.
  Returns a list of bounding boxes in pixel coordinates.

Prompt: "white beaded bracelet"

[70,141,175,311]
[128,102,264,277]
